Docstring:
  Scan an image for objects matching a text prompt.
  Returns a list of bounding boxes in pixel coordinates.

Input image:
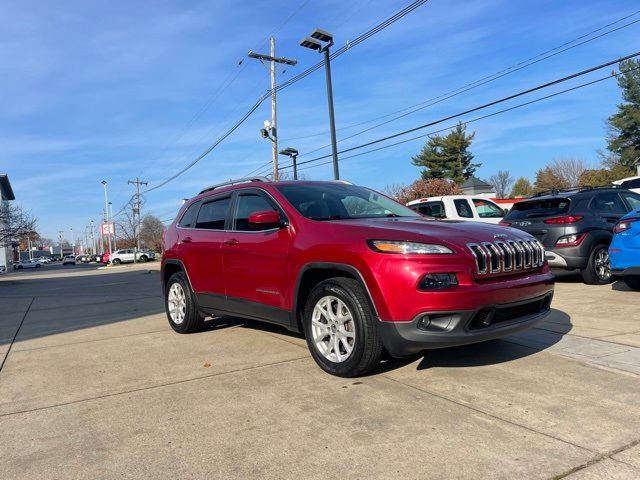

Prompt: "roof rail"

[530,184,623,198]
[198,176,270,195]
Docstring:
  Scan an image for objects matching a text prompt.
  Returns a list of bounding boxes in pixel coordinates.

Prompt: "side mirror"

[503,208,509,215]
[247,210,282,229]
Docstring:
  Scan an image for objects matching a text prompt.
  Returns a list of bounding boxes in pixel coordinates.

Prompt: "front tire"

[623,276,640,291]
[165,271,204,333]
[581,245,613,285]
[303,277,384,377]
[112,258,121,265]
[139,255,148,263]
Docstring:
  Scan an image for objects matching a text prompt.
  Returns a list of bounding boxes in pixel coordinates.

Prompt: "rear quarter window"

[505,198,571,220]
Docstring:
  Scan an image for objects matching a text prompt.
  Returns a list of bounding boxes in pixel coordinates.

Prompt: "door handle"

[180,236,192,244]
[224,238,239,246]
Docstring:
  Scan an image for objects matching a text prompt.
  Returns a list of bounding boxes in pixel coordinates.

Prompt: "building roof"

[461,176,493,190]
[0,174,15,201]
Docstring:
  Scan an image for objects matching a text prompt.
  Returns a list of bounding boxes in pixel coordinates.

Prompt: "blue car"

[610,210,640,290]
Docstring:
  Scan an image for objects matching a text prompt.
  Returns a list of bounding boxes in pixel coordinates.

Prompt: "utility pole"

[58,230,64,259]
[128,178,148,263]
[248,38,297,180]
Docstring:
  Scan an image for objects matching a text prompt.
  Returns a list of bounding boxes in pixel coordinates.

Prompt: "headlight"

[367,240,453,254]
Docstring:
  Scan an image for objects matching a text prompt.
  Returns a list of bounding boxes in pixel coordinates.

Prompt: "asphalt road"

[1,263,639,479]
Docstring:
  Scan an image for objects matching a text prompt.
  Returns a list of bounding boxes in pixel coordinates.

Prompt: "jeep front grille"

[467,239,544,276]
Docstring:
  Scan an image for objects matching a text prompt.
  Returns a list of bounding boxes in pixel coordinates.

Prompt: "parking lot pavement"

[1,266,639,479]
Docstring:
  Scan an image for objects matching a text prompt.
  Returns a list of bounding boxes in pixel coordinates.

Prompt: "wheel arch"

[162,259,195,293]
[292,262,379,334]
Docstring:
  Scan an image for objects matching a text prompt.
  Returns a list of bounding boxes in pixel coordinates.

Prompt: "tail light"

[544,215,583,224]
[614,217,638,234]
[555,233,586,247]
[499,220,512,226]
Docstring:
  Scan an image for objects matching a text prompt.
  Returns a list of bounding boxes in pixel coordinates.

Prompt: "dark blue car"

[610,210,640,290]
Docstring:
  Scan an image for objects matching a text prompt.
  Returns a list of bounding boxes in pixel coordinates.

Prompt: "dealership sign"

[100,223,115,235]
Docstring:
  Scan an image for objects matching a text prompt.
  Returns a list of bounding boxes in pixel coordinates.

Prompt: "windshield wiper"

[311,215,348,221]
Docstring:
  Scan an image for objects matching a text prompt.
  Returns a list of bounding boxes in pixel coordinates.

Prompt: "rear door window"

[589,192,627,215]
[195,197,231,230]
[453,199,473,218]
[619,192,640,211]
[505,198,571,220]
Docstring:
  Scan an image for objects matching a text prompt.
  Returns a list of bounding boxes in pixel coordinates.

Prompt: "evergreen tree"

[510,177,533,197]
[607,59,640,168]
[412,123,480,184]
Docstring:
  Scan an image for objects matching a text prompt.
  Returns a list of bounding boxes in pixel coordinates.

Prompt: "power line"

[286,51,640,170]
[143,0,430,193]
[284,66,640,174]
[296,13,640,155]
[283,9,640,144]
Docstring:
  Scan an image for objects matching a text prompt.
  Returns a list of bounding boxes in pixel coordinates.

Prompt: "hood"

[328,217,535,246]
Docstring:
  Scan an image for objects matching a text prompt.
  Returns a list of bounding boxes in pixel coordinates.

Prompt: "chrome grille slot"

[482,242,501,273]
[496,241,513,272]
[468,237,545,276]
[509,240,523,270]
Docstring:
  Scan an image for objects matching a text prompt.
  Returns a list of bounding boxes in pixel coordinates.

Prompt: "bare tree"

[382,183,408,201]
[488,171,513,199]
[0,202,37,245]
[114,199,138,248]
[548,157,588,188]
[140,214,164,252]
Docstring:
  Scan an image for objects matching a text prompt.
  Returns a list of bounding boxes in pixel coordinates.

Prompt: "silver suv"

[110,249,154,264]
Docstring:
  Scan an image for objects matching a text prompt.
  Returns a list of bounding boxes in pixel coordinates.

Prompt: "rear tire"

[165,271,204,333]
[623,276,640,291]
[303,277,384,377]
[580,244,613,285]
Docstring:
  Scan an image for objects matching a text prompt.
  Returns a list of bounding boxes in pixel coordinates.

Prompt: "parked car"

[161,178,554,377]
[500,187,640,284]
[62,255,76,265]
[110,249,153,265]
[14,260,42,269]
[610,210,640,290]
[407,195,506,224]
[36,257,51,264]
[612,175,640,194]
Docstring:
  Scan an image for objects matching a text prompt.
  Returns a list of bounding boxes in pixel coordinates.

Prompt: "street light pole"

[108,202,116,250]
[279,147,299,180]
[300,29,340,180]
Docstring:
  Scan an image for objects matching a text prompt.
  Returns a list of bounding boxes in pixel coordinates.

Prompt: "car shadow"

[203,309,573,375]
[612,280,635,292]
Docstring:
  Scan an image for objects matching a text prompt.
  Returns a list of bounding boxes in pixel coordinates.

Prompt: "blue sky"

[1,0,638,242]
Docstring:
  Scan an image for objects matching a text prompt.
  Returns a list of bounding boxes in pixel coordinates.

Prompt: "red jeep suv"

[162,178,554,377]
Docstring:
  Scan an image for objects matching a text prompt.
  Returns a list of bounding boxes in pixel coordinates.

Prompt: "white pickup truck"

[406,195,506,224]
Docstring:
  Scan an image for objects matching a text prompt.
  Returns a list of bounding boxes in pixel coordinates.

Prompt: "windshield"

[505,198,571,219]
[276,183,419,220]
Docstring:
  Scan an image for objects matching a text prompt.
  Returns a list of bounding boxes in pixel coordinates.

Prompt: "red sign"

[100,223,115,235]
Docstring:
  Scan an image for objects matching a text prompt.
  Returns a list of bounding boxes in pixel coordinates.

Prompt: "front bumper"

[377,292,553,357]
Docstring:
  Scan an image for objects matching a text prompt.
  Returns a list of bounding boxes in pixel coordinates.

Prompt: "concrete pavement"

[1,263,639,479]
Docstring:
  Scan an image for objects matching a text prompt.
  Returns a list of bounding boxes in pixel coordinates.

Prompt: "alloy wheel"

[311,295,356,363]
[167,283,187,324]
[595,248,611,281]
